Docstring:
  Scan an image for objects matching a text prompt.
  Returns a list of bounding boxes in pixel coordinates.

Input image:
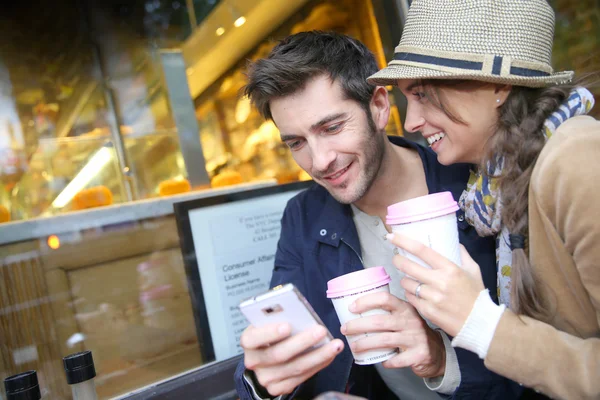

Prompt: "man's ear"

[370,86,391,131]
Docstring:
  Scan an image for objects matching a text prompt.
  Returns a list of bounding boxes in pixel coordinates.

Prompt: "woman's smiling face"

[397,79,511,165]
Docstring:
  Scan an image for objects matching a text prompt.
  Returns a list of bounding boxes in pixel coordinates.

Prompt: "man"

[234,31,519,400]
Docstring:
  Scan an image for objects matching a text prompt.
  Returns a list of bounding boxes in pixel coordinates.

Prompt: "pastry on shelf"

[0,205,10,223]
[72,186,113,210]
[158,179,191,196]
[211,170,243,188]
[276,170,300,185]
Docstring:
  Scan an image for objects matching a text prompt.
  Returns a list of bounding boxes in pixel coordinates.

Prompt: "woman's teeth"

[427,132,446,146]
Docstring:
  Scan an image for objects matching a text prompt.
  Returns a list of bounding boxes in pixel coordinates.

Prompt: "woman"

[367,0,599,399]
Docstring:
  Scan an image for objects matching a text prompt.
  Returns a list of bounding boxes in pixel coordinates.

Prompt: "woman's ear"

[494,85,512,107]
[370,86,391,130]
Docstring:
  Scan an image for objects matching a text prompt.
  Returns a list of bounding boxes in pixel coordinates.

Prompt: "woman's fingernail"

[349,302,357,312]
[340,324,347,334]
[386,233,394,241]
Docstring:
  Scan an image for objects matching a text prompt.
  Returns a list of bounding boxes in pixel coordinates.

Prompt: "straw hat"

[368,0,574,88]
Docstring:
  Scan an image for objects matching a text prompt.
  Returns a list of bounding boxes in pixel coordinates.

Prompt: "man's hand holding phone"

[241,323,344,397]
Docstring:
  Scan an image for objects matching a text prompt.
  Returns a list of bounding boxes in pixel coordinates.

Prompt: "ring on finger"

[415,283,424,299]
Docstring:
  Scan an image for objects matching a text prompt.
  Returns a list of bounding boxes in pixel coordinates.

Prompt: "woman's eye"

[412,91,426,100]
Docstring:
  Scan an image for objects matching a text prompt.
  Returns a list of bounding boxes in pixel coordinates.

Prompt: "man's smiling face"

[271,75,386,204]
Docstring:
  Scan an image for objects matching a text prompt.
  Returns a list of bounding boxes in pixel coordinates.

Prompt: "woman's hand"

[340,291,446,378]
[389,233,485,337]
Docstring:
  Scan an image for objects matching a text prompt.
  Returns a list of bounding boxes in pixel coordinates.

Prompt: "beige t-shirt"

[351,205,460,398]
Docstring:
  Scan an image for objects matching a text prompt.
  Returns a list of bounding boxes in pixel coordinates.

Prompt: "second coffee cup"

[326,267,399,365]
[386,191,461,268]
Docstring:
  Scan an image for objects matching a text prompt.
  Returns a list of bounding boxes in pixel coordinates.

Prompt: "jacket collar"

[312,191,356,249]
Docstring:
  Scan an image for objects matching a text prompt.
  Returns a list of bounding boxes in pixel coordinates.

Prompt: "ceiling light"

[216,27,225,36]
[234,16,246,27]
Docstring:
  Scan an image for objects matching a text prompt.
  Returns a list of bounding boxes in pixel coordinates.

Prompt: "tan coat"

[485,116,600,399]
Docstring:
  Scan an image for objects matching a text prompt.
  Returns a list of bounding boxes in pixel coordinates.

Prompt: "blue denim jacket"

[235,136,522,399]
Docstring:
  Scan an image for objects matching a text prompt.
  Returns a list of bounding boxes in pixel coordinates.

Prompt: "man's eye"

[324,124,342,133]
[287,140,302,150]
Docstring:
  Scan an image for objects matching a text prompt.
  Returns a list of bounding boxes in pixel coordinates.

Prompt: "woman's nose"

[404,103,426,133]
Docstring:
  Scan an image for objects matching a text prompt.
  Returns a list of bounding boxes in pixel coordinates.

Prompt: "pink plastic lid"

[326,267,391,298]
[386,191,459,225]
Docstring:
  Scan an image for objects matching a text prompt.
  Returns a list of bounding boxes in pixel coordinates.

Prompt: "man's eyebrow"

[280,133,300,142]
[310,112,347,132]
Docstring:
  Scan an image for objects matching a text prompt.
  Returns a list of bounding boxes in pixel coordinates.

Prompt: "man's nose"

[311,142,337,173]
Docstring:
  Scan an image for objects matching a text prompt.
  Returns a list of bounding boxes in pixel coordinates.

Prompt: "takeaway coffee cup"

[326,267,399,365]
[386,191,461,268]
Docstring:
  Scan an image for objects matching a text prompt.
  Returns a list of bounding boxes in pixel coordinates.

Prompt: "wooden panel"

[1,217,204,399]
[0,240,39,262]
[96,343,202,399]
[42,216,180,271]
[45,268,84,358]
[0,250,70,399]
[67,247,201,398]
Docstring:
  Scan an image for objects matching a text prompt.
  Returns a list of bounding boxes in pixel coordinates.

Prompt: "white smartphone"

[239,283,333,348]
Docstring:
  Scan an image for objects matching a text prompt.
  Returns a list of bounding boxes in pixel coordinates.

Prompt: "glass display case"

[9,132,189,220]
[0,0,403,225]
[0,0,188,224]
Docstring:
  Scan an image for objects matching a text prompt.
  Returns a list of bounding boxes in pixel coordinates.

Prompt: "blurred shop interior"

[0,0,598,398]
[0,0,405,224]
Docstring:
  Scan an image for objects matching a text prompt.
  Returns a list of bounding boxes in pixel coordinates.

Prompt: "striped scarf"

[459,88,595,307]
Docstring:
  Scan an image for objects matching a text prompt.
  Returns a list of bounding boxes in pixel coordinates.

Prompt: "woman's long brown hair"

[421,80,573,320]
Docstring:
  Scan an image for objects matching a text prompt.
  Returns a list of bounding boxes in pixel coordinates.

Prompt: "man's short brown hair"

[244,31,379,120]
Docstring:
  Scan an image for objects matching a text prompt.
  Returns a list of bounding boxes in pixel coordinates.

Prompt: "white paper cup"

[387,191,461,268]
[326,267,399,365]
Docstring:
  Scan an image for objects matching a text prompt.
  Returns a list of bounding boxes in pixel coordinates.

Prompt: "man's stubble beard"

[328,126,386,205]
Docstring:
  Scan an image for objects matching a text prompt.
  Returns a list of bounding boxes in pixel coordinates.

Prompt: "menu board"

[174,181,311,361]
